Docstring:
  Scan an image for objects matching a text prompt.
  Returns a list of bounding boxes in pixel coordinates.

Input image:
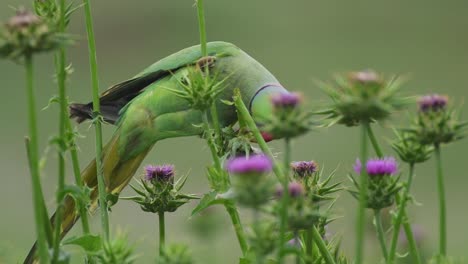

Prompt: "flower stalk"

[355,121,369,264]
[277,138,291,262]
[159,212,166,256]
[25,54,50,263]
[374,209,388,259]
[82,0,109,240]
[435,143,446,257]
[51,0,69,261]
[388,163,420,264]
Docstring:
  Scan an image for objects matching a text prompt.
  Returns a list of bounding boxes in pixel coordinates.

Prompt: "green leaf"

[62,234,102,253]
[191,191,226,216]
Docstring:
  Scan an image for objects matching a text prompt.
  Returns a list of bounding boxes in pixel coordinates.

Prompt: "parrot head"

[249,83,290,142]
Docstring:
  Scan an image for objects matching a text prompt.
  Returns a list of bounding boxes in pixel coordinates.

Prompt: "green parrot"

[24,41,289,263]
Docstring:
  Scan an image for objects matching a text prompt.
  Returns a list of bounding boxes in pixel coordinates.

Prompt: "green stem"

[225,203,248,255]
[374,209,388,260]
[355,121,369,264]
[67,121,91,234]
[52,1,68,260]
[367,125,421,263]
[277,138,291,262]
[312,226,336,264]
[305,228,314,264]
[388,164,417,263]
[435,144,446,257]
[196,0,207,57]
[202,110,247,255]
[295,231,301,264]
[202,111,222,170]
[82,0,109,241]
[402,216,422,264]
[25,54,50,263]
[367,124,383,157]
[159,212,165,256]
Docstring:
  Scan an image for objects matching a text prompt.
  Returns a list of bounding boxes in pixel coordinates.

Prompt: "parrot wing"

[70,41,240,124]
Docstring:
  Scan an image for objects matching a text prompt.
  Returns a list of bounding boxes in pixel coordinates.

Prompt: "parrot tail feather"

[24,131,153,264]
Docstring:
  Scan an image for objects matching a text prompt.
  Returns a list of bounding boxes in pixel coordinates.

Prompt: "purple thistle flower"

[226,155,272,174]
[418,94,448,112]
[145,164,175,181]
[271,92,302,108]
[354,157,398,177]
[288,182,304,198]
[291,160,318,177]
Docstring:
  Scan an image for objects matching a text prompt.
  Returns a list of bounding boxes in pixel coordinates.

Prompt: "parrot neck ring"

[248,83,285,113]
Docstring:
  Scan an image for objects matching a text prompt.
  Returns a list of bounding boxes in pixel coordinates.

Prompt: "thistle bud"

[276,182,319,230]
[262,92,313,139]
[166,57,226,112]
[418,94,448,113]
[226,155,274,207]
[392,130,433,164]
[0,7,68,60]
[406,94,467,145]
[288,182,304,198]
[318,70,409,126]
[350,157,402,210]
[124,164,197,213]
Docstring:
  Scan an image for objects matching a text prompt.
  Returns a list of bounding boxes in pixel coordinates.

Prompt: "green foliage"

[62,234,102,253]
[93,233,137,264]
[158,244,194,264]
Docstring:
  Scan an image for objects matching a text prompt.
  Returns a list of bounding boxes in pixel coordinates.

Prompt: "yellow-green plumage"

[25,41,289,263]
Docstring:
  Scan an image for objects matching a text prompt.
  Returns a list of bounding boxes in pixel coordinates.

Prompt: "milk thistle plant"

[2,1,468,264]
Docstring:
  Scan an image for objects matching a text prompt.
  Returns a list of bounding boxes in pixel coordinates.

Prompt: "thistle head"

[350,157,401,209]
[407,94,467,145]
[318,70,409,126]
[0,7,69,60]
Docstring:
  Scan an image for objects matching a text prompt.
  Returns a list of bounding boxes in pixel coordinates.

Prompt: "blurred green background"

[1,0,467,263]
